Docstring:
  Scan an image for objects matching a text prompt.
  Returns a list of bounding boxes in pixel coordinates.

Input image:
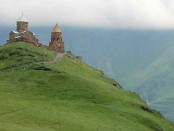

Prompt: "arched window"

[57,38,59,42]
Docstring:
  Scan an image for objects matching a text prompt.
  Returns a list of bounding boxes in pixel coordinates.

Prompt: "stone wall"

[49,41,64,53]
[7,31,39,47]
[51,32,63,42]
[17,22,28,32]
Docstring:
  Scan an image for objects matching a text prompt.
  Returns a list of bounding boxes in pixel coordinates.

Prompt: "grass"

[0,42,54,70]
[0,42,173,130]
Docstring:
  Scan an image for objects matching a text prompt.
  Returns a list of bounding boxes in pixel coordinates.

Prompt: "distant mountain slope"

[0,42,173,130]
[133,46,174,121]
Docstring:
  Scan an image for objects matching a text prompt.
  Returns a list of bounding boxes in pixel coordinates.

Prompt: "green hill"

[0,42,173,131]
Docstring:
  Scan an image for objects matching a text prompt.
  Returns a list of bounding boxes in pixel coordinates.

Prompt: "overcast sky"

[1,0,174,29]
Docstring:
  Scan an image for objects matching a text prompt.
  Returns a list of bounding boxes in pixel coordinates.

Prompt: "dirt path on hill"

[53,53,65,62]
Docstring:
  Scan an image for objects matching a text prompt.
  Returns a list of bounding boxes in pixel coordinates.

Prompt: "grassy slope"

[0,42,173,131]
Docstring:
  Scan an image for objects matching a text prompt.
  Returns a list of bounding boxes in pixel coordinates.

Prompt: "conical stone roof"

[17,14,28,22]
[52,24,62,32]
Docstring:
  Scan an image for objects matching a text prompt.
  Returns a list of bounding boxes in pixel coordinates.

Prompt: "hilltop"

[0,42,173,131]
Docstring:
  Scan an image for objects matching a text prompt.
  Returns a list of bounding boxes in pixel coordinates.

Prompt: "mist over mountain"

[1,26,174,121]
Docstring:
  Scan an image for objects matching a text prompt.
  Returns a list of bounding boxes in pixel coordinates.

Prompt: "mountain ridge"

[133,45,174,121]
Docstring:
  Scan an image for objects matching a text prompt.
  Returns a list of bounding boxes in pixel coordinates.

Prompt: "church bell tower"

[49,24,65,53]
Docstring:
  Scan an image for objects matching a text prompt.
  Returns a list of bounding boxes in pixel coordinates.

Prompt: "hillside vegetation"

[0,42,173,131]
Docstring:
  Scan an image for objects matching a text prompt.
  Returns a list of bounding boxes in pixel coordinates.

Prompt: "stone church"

[6,14,40,46]
[49,24,65,53]
[6,14,65,53]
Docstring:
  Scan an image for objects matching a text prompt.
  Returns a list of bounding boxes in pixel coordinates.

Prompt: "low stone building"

[49,24,65,53]
[6,14,40,46]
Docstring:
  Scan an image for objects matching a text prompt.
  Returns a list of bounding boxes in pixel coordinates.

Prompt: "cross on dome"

[17,13,28,22]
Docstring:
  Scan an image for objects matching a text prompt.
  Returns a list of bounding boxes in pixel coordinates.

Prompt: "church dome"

[52,24,62,32]
[17,14,28,22]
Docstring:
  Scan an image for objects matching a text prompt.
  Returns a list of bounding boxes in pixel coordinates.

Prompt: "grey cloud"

[1,0,174,29]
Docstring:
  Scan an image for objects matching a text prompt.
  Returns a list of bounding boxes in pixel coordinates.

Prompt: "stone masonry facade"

[49,24,65,53]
